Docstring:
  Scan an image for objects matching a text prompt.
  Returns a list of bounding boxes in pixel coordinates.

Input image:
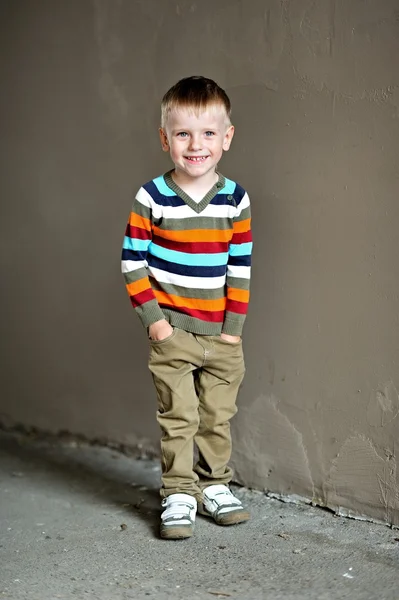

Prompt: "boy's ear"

[159,128,170,152]
[222,125,235,151]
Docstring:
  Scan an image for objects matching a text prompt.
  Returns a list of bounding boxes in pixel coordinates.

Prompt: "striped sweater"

[121,170,252,336]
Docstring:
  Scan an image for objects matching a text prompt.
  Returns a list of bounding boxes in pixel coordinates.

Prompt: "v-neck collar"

[163,170,226,214]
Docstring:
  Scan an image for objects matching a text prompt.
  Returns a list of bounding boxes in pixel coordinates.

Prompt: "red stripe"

[126,225,152,240]
[153,236,228,254]
[158,303,225,323]
[130,288,155,308]
[226,300,248,315]
[231,230,252,244]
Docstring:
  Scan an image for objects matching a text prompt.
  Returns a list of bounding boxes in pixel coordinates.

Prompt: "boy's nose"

[189,135,202,150]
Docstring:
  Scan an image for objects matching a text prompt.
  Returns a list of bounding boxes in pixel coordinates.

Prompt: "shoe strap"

[161,494,197,519]
[162,493,197,508]
[204,486,242,507]
[162,502,196,521]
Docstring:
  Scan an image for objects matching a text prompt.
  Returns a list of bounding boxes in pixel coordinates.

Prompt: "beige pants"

[148,327,245,501]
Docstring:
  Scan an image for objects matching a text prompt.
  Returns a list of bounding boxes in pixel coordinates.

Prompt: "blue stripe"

[122,249,145,261]
[218,178,236,195]
[153,175,180,196]
[149,256,227,278]
[149,243,228,267]
[233,183,246,205]
[229,242,253,256]
[228,254,251,267]
[218,179,246,205]
[143,180,185,207]
[152,175,176,196]
[211,195,237,206]
[123,237,151,252]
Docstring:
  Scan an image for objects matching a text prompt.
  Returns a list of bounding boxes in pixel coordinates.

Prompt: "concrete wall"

[1,0,398,525]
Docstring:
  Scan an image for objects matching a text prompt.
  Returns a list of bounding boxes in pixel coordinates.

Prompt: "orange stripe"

[126,277,151,296]
[153,226,232,243]
[154,290,226,311]
[233,218,251,234]
[228,288,250,303]
[129,212,151,230]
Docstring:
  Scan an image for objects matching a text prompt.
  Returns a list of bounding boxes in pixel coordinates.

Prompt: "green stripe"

[161,216,233,231]
[124,267,148,284]
[150,277,225,299]
[226,276,250,290]
[236,206,251,221]
[131,201,151,219]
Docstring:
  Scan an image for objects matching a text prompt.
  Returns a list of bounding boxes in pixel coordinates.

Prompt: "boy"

[121,76,252,539]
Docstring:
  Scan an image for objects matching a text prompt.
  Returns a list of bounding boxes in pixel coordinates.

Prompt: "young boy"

[121,76,252,539]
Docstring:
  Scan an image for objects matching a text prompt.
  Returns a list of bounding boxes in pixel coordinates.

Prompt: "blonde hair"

[161,76,231,128]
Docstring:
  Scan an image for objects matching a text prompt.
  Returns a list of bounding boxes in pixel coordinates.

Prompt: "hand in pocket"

[149,319,174,341]
[220,333,241,344]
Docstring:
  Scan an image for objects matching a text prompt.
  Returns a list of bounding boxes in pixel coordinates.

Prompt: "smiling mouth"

[184,156,209,163]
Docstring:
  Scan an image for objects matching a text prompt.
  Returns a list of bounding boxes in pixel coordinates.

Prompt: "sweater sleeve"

[121,188,165,328]
[222,192,252,336]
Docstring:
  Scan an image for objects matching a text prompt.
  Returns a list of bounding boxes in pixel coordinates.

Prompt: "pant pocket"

[149,327,177,346]
[213,336,242,347]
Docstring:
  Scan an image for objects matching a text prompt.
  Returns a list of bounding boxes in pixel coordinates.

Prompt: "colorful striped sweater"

[121,170,252,336]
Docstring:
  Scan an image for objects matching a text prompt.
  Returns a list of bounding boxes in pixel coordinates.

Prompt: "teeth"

[186,156,207,161]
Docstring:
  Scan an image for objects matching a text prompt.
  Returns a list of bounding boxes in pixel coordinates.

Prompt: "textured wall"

[1,0,398,525]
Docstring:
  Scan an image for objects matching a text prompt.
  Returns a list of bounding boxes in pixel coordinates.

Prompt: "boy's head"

[159,76,234,183]
[160,76,232,129]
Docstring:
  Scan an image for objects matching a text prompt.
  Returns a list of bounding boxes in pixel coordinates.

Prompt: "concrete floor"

[0,431,398,600]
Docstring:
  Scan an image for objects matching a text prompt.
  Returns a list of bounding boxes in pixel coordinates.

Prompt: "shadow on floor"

[0,431,161,537]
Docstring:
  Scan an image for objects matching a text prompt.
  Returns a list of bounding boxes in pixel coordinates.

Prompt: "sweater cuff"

[221,314,246,337]
[135,300,165,328]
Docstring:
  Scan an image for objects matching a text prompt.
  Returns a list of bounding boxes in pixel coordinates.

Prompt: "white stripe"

[135,188,249,220]
[227,265,251,279]
[160,203,237,220]
[121,260,147,273]
[236,192,250,217]
[135,187,152,208]
[135,188,163,219]
[149,266,226,289]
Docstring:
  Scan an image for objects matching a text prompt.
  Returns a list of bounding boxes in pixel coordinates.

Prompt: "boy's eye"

[205,131,215,137]
[177,132,188,138]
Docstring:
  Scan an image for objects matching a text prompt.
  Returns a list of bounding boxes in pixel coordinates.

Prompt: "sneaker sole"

[215,510,250,525]
[198,506,250,525]
[160,525,194,540]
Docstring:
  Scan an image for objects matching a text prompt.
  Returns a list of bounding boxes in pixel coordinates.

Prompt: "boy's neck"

[171,168,219,197]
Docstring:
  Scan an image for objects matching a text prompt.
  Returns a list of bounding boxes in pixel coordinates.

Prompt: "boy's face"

[159,105,234,183]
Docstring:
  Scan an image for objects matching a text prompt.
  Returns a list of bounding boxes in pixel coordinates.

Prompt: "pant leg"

[148,328,203,500]
[193,335,245,489]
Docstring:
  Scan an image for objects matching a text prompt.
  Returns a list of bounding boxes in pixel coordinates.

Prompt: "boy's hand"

[220,333,241,343]
[149,319,173,341]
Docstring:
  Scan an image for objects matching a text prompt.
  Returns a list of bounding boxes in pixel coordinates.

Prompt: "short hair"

[161,76,231,128]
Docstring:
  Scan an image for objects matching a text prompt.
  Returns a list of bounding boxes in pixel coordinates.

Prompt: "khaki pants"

[148,328,245,501]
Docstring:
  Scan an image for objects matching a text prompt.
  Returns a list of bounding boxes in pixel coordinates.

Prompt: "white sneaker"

[198,484,250,525]
[160,493,197,539]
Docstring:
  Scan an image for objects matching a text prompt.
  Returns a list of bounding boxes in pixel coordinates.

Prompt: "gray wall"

[1,0,398,525]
